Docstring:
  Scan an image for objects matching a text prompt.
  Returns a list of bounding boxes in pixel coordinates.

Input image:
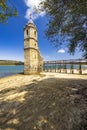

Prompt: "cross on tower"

[29,13,34,23]
[30,13,32,21]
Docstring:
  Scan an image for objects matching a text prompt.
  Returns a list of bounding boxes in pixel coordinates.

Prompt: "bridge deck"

[44,59,87,65]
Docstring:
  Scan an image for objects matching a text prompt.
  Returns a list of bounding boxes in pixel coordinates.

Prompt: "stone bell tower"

[24,20,43,74]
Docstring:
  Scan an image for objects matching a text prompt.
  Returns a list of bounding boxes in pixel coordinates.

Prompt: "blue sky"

[0,0,82,61]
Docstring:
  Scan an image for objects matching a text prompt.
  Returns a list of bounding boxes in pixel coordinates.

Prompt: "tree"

[40,0,87,58]
[0,0,18,23]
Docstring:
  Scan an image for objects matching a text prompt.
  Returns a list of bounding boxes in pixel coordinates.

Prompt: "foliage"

[40,0,87,58]
[0,0,18,23]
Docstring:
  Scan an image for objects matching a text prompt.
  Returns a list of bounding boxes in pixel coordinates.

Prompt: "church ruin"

[24,20,43,74]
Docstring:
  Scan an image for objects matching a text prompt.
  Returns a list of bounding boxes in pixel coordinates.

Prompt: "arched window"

[26,30,28,35]
[34,43,36,46]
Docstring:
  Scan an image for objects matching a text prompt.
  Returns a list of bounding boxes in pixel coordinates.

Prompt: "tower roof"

[27,13,36,26]
[24,14,37,30]
[24,20,37,31]
[26,22,36,28]
[28,18,34,24]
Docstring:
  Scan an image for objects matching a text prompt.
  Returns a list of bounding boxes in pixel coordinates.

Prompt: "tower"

[24,20,43,74]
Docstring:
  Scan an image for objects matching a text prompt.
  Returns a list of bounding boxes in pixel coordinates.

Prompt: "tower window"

[26,30,28,35]
[34,31,36,37]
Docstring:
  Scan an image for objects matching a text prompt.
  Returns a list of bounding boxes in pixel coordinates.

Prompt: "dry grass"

[0,73,87,130]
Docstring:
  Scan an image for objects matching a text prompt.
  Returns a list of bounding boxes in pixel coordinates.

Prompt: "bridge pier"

[78,64,82,74]
[70,64,74,74]
[59,64,61,73]
[63,64,67,73]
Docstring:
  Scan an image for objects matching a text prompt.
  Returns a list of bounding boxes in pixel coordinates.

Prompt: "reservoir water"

[0,64,87,78]
[0,65,24,78]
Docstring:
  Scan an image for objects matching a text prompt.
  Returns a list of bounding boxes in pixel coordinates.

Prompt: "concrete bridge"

[43,59,87,75]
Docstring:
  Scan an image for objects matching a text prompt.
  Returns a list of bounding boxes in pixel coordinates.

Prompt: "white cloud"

[25,0,42,8]
[43,55,50,61]
[57,49,65,53]
[24,0,45,20]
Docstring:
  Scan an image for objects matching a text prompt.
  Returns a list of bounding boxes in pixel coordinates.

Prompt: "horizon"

[1,58,87,63]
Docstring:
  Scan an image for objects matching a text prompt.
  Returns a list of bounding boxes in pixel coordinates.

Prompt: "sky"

[0,0,83,61]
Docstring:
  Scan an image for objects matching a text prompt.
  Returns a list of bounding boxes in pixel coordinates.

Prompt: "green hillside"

[0,60,24,65]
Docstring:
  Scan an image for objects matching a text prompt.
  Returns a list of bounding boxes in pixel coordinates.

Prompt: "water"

[0,64,87,78]
[43,64,87,70]
[0,65,24,78]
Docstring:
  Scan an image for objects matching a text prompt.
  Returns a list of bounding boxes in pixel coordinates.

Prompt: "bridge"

[43,59,87,75]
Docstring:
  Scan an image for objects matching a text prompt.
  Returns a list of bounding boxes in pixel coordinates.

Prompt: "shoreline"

[0,72,87,81]
[0,71,87,78]
[0,71,87,79]
[0,72,87,129]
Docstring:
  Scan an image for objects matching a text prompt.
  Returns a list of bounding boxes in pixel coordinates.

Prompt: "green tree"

[40,0,87,58]
[0,0,18,23]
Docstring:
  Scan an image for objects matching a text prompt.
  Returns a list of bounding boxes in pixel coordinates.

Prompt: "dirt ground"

[0,73,87,130]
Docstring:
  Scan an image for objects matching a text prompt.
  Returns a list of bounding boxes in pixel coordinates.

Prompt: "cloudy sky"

[0,0,82,61]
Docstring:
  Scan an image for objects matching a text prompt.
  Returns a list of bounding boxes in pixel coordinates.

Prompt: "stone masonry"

[24,21,43,74]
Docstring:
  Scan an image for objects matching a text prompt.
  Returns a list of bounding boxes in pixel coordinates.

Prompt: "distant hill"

[0,60,24,65]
